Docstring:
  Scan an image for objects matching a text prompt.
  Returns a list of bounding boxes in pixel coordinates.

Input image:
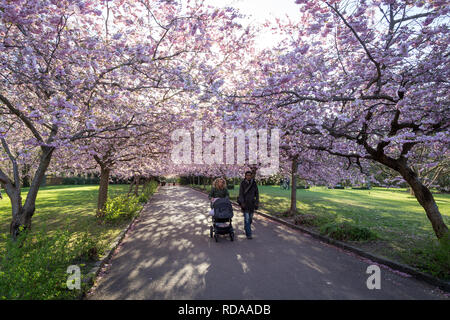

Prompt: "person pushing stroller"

[208,178,229,224]
[208,178,234,241]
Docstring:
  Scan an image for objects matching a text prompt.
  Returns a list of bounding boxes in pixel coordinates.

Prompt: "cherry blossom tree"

[0,0,253,238]
[0,0,121,238]
[238,0,449,239]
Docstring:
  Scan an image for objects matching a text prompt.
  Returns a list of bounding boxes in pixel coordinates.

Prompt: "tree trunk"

[409,167,418,196]
[128,176,136,195]
[10,205,34,239]
[289,156,298,215]
[97,167,111,216]
[7,186,26,239]
[8,146,54,239]
[21,164,31,188]
[250,166,257,179]
[134,175,141,196]
[399,164,449,240]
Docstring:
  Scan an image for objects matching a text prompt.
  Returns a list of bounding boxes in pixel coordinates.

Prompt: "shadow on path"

[88,186,447,300]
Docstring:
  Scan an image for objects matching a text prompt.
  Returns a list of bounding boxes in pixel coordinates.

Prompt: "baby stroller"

[210,197,235,242]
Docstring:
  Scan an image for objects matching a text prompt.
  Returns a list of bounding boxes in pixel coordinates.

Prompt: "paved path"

[88,186,448,300]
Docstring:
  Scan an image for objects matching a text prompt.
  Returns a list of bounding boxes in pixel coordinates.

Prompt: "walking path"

[88,186,448,299]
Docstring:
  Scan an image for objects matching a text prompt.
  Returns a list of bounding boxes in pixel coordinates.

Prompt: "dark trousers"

[243,210,254,237]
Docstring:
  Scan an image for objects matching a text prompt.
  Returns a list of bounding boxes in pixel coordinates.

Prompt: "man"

[237,171,259,239]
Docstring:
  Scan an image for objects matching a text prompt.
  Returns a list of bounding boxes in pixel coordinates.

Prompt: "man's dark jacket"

[237,179,259,212]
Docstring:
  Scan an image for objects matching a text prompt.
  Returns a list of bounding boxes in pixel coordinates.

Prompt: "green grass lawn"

[193,184,450,279]
[0,183,162,299]
[0,184,131,254]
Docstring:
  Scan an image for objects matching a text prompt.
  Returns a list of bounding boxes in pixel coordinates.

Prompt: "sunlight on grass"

[0,185,130,253]
[251,186,449,239]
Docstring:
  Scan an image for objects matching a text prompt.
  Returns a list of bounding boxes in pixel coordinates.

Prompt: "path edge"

[188,185,450,293]
[80,185,161,299]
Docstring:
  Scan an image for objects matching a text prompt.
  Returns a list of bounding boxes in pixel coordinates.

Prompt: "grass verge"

[0,183,158,299]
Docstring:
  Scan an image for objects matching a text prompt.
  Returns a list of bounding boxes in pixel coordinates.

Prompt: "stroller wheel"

[210,226,213,238]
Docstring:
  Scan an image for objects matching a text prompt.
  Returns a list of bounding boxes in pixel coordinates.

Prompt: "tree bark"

[7,186,25,238]
[134,175,140,196]
[97,166,111,216]
[289,156,298,215]
[128,176,136,195]
[398,164,449,240]
[21,164,31,187]
[8,146,54,239]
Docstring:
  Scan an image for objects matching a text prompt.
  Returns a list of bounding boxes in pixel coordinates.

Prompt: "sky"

[217,0,301,22]
[96,0,303,50]
[201,0,303,49]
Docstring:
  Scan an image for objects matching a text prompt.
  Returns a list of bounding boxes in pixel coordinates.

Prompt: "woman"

[208,178,229,208]
[208,177,230,227]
